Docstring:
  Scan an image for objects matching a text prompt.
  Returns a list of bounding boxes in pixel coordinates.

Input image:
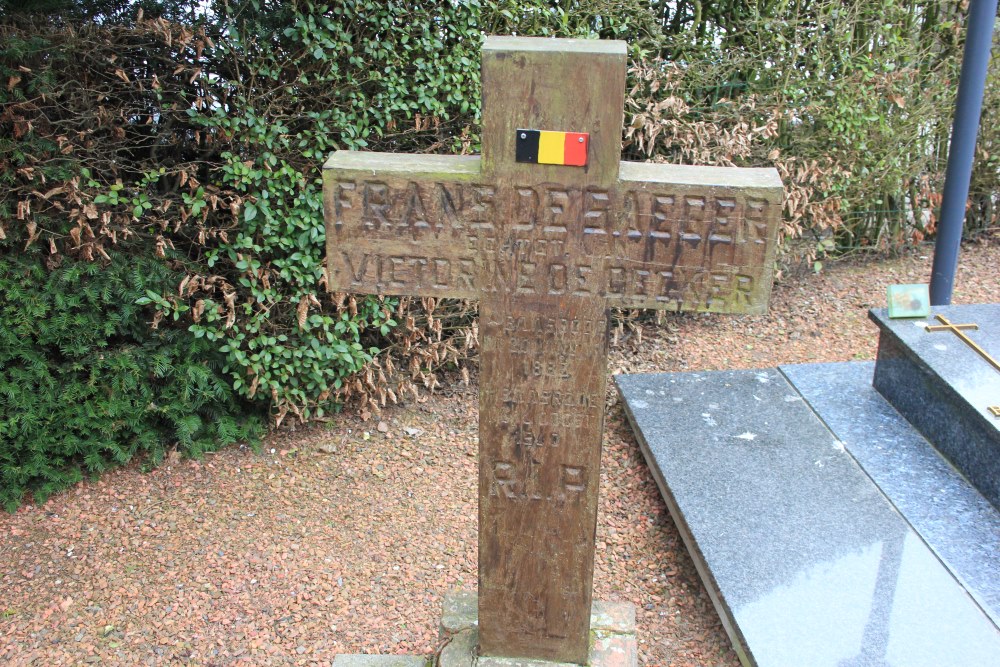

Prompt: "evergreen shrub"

[0,253,264,511]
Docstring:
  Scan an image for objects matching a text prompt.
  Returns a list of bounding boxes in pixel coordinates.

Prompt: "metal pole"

[929,0,998,306]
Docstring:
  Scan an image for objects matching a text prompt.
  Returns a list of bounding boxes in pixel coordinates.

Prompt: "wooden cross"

[323,37,782,664]
[925,314,1000,373]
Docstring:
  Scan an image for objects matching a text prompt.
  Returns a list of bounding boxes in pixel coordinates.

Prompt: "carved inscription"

[477,293,608,656]
[326,175,777,313]
[489,460,586,502]
[323,152,780,666]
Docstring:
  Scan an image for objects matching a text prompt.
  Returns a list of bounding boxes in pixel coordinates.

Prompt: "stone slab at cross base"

[332,656,428,667]
[616,368,1000,666]
[438,591,636,667]
[782,362,1000,627]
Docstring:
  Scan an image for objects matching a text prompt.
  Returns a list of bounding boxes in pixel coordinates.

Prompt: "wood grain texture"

[475,38,624,663]
[482,37,625,188]
[322,35,784,664]
[323,155,781,315]
[478,292,607,663]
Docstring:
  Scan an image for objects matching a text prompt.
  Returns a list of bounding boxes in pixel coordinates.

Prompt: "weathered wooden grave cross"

[324,37,782,664]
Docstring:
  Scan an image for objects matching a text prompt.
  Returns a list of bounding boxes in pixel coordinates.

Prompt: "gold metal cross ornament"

[924,314,1000,373]
[924,314,1000,418]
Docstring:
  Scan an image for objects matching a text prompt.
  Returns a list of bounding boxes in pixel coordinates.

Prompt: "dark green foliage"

[0,254,264,511]
[0,0,203,23]
[0,0,996,507]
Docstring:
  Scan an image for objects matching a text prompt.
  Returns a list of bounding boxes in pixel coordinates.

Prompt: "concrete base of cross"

[437,591,637,667]
[331,591,637,667]
[331,657,426,667]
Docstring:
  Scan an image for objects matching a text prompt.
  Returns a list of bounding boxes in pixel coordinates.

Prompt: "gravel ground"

[2,240,998,667]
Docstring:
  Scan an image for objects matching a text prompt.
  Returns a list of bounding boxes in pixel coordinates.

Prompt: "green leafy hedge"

[0,253,264,511]
[1,0,996,509]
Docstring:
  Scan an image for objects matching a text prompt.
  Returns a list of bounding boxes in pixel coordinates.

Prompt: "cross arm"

[600,161,783,314]
[323,151,490,299]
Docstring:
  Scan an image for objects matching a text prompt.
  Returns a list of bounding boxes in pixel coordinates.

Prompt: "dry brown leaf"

[223,290,237,329]
[296,297,309,330]
[24,221,38,249]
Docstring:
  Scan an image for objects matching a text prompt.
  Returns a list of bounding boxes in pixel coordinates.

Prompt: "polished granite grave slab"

[870,304,1000,508]
[616,369,1000,667]
[781,361,1000,628]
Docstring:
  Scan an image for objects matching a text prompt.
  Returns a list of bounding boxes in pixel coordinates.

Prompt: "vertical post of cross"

[476,38,627,664]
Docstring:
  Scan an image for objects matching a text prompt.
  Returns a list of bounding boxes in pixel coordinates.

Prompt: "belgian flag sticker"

[515,129,589,167]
